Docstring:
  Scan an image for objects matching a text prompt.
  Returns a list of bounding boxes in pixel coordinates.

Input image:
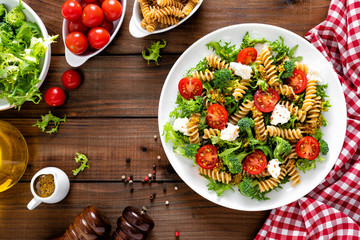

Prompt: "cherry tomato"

[62,69,82,89]
[61,0,82,21]
[45,87,66,107]
[81,0,100,8]
[100,19,114,33]
[65,32,88,55]
[285,69,308,94]
[296,136,320,160]
[196,145,219,169]
[206,104,228,130]
[102,0,123,21]
[178,77,203,100]
[82,4,104,28]
[68,19,89,34]
[87,27,110,49]
[243,150,267,175]
[237,47,257,65]
[253,88,279,113]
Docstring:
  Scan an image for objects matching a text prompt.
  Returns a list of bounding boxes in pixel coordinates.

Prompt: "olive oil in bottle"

[0,120,29,192]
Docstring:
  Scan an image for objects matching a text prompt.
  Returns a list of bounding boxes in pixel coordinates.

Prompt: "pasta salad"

[163,32,331,200]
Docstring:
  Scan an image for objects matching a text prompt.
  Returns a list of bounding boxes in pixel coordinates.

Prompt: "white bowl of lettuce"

[0,0,55,110]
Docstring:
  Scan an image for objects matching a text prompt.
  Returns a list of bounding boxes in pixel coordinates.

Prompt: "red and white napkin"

[256,0,360,239]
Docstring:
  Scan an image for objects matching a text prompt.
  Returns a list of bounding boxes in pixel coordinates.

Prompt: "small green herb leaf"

[142,40,167,65]
[33,111,66,134]
[72,153,89,176]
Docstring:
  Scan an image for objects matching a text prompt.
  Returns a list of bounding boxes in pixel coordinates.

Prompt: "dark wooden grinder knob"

[112,206,154,240]
[52,206,111,240]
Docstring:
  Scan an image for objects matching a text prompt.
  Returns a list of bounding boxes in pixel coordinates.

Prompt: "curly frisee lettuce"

[0,0,58,109]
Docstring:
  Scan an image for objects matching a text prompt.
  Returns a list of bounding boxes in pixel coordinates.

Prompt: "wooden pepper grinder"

[52,205,111,240]
[112,206,154,240]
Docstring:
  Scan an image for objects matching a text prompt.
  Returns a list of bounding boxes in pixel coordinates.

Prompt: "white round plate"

[158,23,347,211]
[0,0,51,110]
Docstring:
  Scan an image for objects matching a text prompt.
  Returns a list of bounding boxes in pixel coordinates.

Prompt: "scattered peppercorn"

[121,175,126,180]
[174,186,178,191]
[154,135,157,140]
[163,186,167,193]
[130,188,134,193]
[126,157,131,163]
[141,146,147,152]
[150,193,156,200]
[148,173,152,178]
[129,180,133,184]
[144,176,149,182]
[157,155,161,160]
[165,200,169,205]
[153,164,156,170]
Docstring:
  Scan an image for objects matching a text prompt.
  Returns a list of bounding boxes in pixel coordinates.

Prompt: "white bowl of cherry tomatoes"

[62,0,126,67]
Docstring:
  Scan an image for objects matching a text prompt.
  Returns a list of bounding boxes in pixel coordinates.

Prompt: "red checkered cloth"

[255,0,360,239]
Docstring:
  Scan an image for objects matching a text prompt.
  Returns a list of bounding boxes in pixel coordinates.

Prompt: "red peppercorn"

[144,176,149,182]
[175,231,179,237]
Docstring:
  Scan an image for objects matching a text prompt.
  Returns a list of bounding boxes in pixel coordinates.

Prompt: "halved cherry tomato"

[62,69,82,89]
[254,88,279,113]
[178,77,203,100]
[61,0,82,21]
[206,104,228,130]
[102,0,123,21]
[296,136,320,160]
[45,87,66,107]
[285,69,307,94]
[243,150,267,175]
[196,145,219,169]
[87,27,110,49]
[68,19,89,34]
[82,4,104,28]
[65,32,88,55]
[236,47,257,65]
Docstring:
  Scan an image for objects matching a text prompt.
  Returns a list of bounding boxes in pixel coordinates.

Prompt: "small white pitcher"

[27,167,70,210]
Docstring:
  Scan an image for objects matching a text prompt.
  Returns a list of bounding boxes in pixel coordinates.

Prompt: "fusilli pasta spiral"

[255,47,279,86]
[203,128,220,139]
[266,126,303,140]
[252,107,267,142]
[206,55,230,70]
[295,62,308,75]
[187,113,200,144]
[192,69,214,82]
[198,168,232,184]
[233,79,251,101]
[278,101,307,122]
[302,78,317,112]
[285,159,301,187]
[229,100,254,125]
[258,167,287,192]
[306,96,322,125]
[182,0,196,15]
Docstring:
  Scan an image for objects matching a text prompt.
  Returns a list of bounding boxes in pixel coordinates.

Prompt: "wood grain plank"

[4,118,181,182]
[0,182,270,240]
[2,55,173,118]
[25,0,331,55]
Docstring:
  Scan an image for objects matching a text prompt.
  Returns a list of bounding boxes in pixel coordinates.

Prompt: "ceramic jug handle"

[27,198,41,210]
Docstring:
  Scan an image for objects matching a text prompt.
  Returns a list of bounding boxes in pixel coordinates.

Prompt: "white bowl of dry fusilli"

[129,0,203,38]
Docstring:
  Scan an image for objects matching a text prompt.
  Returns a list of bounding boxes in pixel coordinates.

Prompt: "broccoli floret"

[273,137,291,162]
[0,4,6,21]
[5,1,25,28]
[212,69,234,90]
[184,144,200,159]
[237,117,265,146]
[0,23,15,45]
[319,139,329,155]
[240,32,266,49]
[278,60,295,80]
[222,153,244,174]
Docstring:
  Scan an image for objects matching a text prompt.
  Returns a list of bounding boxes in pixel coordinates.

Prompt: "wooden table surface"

[0,0,331,239]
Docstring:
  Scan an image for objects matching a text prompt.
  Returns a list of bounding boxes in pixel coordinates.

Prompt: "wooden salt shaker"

[112,206,154,240]
[52,205,111,240]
